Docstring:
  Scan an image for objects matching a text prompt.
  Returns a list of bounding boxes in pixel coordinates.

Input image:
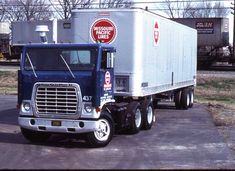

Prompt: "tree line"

[0,0,230,22]
[0,0,133,21]
[162,0,229,18]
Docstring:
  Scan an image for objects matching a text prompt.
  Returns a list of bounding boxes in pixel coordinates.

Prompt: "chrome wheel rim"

[135,108,142,128]
[94,119,110,142]
[147,106,153,124]
[190,92,194,104]
[186,93,190,107]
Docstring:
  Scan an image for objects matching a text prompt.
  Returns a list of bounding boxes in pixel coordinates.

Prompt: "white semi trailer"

[72,8,197,106]
[18,8,197,147]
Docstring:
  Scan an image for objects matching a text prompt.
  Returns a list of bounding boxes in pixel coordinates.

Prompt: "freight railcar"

[0,22,11,60]
[172,18,234,68]
[0,20,73,61]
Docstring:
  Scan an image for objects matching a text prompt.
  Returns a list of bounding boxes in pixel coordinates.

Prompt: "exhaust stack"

[35,25,49,44]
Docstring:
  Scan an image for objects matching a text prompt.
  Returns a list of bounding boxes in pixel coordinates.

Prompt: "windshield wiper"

[26,53,37,78]
[60,54,75,79]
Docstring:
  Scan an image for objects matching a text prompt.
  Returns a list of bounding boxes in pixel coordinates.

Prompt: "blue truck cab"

[18,43,117,147]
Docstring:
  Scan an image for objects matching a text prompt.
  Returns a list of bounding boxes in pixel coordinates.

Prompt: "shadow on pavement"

[0,108,18,126]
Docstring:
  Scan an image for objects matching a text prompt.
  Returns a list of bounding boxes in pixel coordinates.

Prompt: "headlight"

[81,103,100,119]
[84,104,92,113]
[20,100,33,116]
[23,102,31,111]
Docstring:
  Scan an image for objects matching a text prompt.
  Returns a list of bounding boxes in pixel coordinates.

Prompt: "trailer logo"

[154,21,160,46]
[104,71,112,90]
[90,19,117,44]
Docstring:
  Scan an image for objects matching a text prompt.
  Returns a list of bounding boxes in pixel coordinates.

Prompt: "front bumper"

[18,117,98,134]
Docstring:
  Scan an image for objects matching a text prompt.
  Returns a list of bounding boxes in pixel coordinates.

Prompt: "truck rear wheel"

[181,88,190,110]
[141,101,154,130]
[127,101,142,134]
[189,89,194,108]
[174,90,182,109]
[21,127,50,143]
[86,112,114,148]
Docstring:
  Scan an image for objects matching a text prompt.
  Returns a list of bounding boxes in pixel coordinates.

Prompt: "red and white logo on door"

[90,18,117,44]
[104,71,112,90]
[154,21,160,46]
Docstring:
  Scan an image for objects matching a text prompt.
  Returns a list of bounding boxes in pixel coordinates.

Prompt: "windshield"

[24,47,97,71]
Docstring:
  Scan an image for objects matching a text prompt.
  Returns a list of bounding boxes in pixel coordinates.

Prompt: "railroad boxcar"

[172,18,233,68]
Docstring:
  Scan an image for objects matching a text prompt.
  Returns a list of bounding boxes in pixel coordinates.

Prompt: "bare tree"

[213,2,229,17]
[162,0,192,18]
[0,1,6,21]
[49,0,96,19]
[162,0,229,18]
[50,0,133,19]
[2,0,53,21]
[0,9,5,22]
[190,1,213,18]
[99,0,133,8]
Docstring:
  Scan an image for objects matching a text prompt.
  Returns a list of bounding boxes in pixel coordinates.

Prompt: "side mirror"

[106,53,114,68]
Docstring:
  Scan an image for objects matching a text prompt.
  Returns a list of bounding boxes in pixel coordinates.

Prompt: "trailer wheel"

[181,88,190,110]
[86,112,114,148]
[127,101,142,134]
[141,101,154,130]
[174,90,182,109]
[189,89,194,108]
[20,127,50,143]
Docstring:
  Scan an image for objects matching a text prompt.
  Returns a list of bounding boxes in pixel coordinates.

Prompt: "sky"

[132,0,234,44]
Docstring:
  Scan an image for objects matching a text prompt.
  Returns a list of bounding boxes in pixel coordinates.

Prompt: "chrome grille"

[35,85,78,115]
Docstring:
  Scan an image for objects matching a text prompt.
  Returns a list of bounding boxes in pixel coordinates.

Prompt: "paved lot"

[0,95,235,169]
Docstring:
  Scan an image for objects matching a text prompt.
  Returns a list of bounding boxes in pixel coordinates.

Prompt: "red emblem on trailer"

[90,18,117,44]
[154,21,160,46]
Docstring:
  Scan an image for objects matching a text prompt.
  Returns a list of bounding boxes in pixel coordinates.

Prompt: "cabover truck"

[18,8,197,147]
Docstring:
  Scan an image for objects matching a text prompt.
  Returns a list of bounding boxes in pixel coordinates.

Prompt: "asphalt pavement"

[0,95,234,169]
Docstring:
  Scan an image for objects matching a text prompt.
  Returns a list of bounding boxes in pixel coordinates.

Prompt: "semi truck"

[18,8,197,147]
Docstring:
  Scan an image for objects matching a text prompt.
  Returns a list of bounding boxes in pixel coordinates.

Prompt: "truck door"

[94,49,115,107]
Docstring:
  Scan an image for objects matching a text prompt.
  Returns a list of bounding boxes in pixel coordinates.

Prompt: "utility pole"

[233,0,235,65]
[231,1,235,65]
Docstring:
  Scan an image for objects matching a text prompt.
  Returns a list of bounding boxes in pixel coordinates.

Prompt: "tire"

[127,101,142,134]
[181,88,190,110]
[21,127,50,143]
[86,112,114,148]
[189,89,194,108]
[141,101,154,130]
[174,90,182,109]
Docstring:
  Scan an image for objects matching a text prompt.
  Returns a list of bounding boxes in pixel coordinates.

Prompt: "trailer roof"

[72,7,169,20]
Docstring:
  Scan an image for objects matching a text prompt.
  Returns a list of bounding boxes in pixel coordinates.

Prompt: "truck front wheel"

[86,112,114,148]
[21,127,51,143]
